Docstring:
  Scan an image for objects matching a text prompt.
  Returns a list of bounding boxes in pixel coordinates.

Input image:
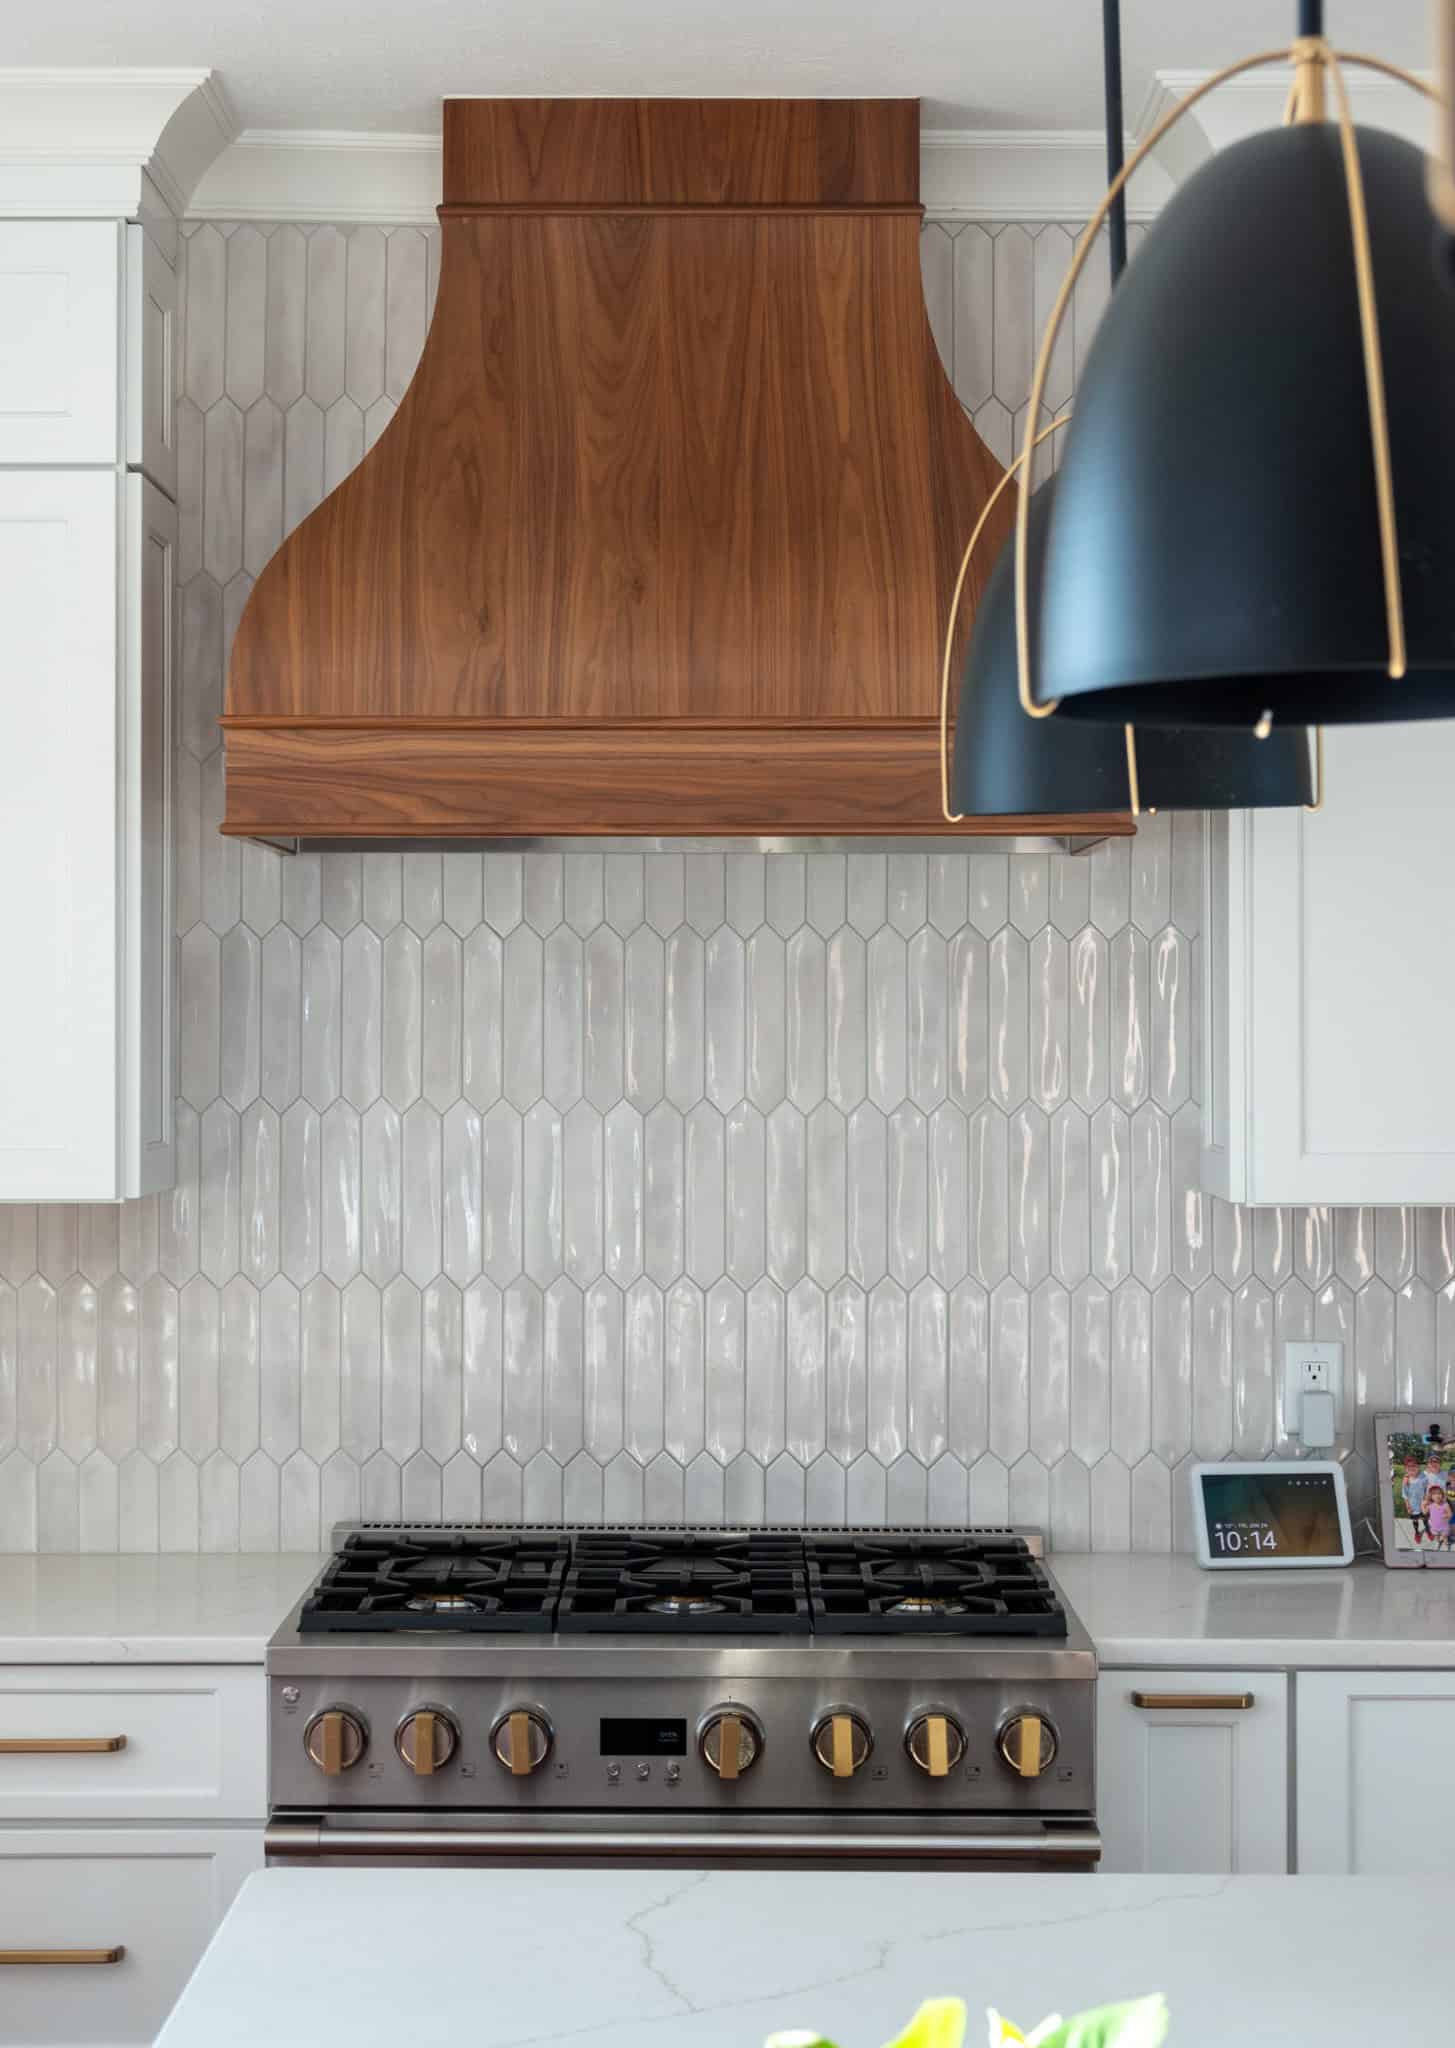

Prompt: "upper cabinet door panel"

[125,225,177,497]
[1203,722,1455,1204]
[125,476,176,1194]
[0,470,120,1200]
[0,221,120,464]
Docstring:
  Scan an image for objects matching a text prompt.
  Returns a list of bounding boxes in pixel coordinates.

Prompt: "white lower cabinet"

[1097,1670,1289,1873]
[0,1827,262,2048]
[0,1666,264,1823]
[1296,1671,1455,1873]
[0,1663,265,2044]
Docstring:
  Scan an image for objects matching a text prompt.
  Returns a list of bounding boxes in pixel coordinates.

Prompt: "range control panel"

[270,1675,1093,1816]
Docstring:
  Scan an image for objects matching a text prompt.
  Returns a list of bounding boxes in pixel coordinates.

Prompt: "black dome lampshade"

[951,478,1316,816]
[1032,121,1455,729]
[945,0,1316,819]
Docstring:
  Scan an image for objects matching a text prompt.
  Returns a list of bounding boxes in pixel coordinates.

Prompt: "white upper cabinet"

[0,472,122,1195]
[0,220,121,464]
[125,224,177,497]
[0,219,177,1201]
[124,473,178,1192]
[1202,722,1455,1204]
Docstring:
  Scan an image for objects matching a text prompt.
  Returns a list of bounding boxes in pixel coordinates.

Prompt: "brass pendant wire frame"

[1008,42,1439,741]
[937,434,1324,822]
[938,414,1070,821]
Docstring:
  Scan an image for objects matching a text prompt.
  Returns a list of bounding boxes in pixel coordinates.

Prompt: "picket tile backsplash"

[0,216,1438,1551]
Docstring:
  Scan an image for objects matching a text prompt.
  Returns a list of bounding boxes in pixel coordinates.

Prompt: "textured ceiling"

[8,0,1435,134]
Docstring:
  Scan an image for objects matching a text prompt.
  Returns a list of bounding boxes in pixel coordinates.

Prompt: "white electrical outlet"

[1283,1339,1344,1436]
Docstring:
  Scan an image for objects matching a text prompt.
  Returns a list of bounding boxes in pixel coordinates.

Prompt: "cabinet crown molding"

[0,67,236,218]
[188,122,1181,226]
[1136,63,1438,187]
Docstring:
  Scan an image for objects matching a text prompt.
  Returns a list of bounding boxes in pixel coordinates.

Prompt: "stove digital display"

[600,1717,687,1756]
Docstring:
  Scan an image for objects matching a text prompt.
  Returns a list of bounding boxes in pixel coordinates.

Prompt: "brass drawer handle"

[0,1948,126,1966]
[1130,1691,1254,1711]
[0,1737,127,1755]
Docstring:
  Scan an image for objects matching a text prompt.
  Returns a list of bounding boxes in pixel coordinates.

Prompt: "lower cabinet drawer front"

[1097,1670,1289,1874]
[0,1828,261,2046]
[0,1670,263,1820]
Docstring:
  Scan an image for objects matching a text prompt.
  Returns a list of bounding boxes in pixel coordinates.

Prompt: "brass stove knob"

[998,1712,1057,1780]
[698,1707,763,1781]
[304,1707,367,1775]
[491,1708,552,1776]
[395,1707,459,1777]
[905,1710,967,1779]
[810,1709,873,1779]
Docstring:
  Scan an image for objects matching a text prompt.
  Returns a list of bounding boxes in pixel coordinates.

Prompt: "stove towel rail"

[264,1818,1102,1871]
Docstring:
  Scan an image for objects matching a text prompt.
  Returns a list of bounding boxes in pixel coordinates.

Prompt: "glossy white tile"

[17,215,1432,1550]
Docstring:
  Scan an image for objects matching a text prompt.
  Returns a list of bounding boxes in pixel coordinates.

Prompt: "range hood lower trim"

[218,720,1135,841]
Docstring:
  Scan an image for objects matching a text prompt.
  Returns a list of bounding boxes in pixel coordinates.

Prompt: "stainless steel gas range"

[265,1524,1099,1872]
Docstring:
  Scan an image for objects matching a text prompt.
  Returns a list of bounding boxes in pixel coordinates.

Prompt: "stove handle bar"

[265,1822,1101,1866]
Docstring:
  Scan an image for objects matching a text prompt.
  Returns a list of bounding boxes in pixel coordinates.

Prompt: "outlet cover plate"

[1283,1338,1344,1432]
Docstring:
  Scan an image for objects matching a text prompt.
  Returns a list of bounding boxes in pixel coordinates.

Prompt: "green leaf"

[764,2030,841,2048]
[1038,1995,1169,2048]
[881,1996,969,2048]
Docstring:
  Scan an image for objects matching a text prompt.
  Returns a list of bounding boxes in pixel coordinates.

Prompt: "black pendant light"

[947,0,1315,814]
[1023,0,1455,730]
[952,483,1316,811]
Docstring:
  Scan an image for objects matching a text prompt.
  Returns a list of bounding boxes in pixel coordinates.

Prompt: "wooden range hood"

[221,97,1130,841]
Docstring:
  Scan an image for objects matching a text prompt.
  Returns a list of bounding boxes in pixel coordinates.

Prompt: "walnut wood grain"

[222,98,1101,839]
[218,721,1132,838]
[441,99,919,208]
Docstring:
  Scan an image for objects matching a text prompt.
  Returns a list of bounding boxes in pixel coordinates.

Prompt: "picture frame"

[1374,1412,1455,1569]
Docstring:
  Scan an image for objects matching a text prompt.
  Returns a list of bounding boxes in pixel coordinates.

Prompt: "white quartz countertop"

[0,1554,325,1662]
[1051,1551,1455,1666]
[159,1868,1438,2048]
[3,1550,1455,1668]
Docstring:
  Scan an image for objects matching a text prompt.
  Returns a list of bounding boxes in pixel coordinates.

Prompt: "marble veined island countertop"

[159,1868,1436,2048]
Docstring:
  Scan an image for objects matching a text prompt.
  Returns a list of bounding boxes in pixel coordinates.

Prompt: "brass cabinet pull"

[0,1737,127,1755]
[1130,1691,1254,1711]
[0,1948,125,1966]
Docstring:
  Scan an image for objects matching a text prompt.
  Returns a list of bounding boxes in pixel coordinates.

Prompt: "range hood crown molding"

[220,96,1133,844]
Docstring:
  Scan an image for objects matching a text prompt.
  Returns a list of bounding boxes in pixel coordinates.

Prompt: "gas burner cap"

[645,1595,728,1617]
[404,1592,480,1614]
[887,1595,968,1616]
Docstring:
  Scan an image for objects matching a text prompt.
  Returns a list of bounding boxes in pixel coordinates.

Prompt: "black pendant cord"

[1102,0,1128,285]
[1099,0,1327,292]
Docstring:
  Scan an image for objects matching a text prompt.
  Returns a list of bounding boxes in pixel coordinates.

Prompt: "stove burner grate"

[557,1533,812,1634]
[299,1533,569,1633]
[293,1528,1068,1638]
[805,1535,1067,1637]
